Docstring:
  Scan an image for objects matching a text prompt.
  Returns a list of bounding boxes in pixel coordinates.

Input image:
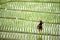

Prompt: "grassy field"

[0,0,60,40]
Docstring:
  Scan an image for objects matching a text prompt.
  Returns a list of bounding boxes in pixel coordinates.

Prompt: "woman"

[37,20,43,33]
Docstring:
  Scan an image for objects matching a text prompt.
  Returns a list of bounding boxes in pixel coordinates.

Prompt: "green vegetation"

[0,0,60,40]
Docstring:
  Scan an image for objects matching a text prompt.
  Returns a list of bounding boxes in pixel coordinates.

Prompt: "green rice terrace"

[0,0,60,40]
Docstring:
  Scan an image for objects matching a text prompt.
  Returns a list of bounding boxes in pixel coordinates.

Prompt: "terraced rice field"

[0,0,60,40]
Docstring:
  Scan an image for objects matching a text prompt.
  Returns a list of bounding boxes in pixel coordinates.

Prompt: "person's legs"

[39,29,41,33]
[39,28,42,33]
[37,26,42,33]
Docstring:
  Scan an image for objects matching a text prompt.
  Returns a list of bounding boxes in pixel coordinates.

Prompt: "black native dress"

[37,22,42,30]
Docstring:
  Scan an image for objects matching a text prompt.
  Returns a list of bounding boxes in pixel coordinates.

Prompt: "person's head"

[40,20,42,23]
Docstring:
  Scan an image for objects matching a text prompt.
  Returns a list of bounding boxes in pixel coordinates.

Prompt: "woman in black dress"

[37,20,43,33]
